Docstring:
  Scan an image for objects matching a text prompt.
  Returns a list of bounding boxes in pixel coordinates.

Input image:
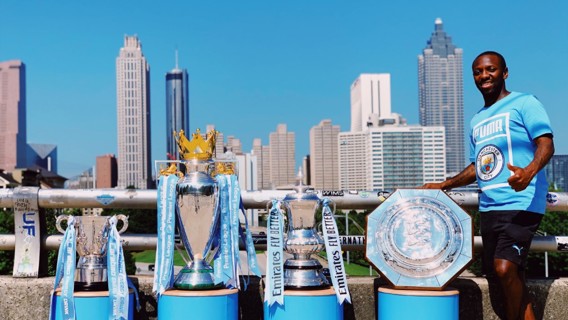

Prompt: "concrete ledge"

[1,275,567,319]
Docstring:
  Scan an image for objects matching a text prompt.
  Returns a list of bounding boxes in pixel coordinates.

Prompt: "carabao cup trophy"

[55,213,128,290]
[173,129,222,289]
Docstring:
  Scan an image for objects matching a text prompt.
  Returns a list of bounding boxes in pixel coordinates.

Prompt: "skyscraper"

[252,138,271,190]
[339,117,446,191]
[418,18,464,175]
[309,119,340,189]
[545,155,568,192]
[116,36,152,189]
[165,55,189,160]
[350,73,391,132]
[0,60,26,171]
[96,154,118,188]
[269,124,295,188]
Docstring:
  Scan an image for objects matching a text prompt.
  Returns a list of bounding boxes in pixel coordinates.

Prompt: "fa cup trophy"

[173,129,222,290]
[55,212,128,290]
[282,179,329,289]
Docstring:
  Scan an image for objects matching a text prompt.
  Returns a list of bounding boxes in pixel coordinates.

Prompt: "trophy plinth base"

[283,263,330,289]
[264,288,343,320]
[173,268,224,290]
[74,281,108,291]
[377,286,459,320]
[52,289,134,320]
[158,288,238,320]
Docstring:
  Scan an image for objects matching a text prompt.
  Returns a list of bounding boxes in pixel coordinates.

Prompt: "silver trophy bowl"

[56,214,128,291]
[174,159,222,290]
[282,186,330,289]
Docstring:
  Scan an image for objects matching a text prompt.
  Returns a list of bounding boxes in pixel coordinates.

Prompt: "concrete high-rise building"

[339,116,446,190]
[252,138,271,190]
[226,136,243,155]
[26,143,57,173]
[205,124,225,159]
[309,119,340,190]
[350,73,391,132]
[546,155,568,192]
[96,154,118,188]
[235,153,259,226]
[269,124,295,188]
[0,60,26,171]
[116,35,152,189]
[165,56,189,161]
[418,18,464,176]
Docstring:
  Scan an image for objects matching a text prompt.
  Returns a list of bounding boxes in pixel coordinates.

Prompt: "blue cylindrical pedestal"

[264,288,343,320]
[53,289,134,320]
[377,286,459,320]
[158,288,239,320]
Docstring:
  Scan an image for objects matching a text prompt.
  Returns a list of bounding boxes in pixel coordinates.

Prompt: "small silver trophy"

[56,213,128,291]
[172,129,222,290]
[281,176,330,289]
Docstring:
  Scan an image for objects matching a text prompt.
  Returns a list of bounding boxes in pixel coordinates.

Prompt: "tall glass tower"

[116,35,152,189]
[418,18,464,176]
[165,55,189,160]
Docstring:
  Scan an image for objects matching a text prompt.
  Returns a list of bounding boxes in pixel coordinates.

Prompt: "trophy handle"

[55,215,70,234]
[115,214,129,234]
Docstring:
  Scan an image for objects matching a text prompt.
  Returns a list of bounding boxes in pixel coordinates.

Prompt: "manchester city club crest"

[476,144,504,181]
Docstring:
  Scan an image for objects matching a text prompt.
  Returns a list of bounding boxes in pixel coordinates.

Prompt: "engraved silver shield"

[366,189,473,289]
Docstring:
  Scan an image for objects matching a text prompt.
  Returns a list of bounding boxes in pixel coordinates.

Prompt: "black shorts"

[479,210,543,273]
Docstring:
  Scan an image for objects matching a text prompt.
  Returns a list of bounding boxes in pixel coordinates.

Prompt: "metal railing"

[1,187,568,277]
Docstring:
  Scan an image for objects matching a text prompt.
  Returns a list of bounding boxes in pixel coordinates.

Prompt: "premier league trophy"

[155,129,241,320]
[173,129,222,290]
[55,213,129,290]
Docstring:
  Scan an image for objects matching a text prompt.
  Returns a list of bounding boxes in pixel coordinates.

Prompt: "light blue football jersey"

[469,92,553,213]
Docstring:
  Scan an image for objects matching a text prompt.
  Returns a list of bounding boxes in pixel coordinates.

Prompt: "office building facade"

[0,60,26,171]
[252,138,271,190]
[96,154,118,188]
[546,155,568,192]
[165,66,189,160]
[26,143,57,173]
[309,119,340,189]
[351,73,391,132]
[418,18,464,176]
[116,35,152,189]
[269,124,295,188]
[339,121,446,190]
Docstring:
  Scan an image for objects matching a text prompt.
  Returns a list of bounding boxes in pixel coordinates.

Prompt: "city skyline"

[1,2,567,179]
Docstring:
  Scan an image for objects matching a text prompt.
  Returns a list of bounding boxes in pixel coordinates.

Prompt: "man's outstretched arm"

[421,163,476,190]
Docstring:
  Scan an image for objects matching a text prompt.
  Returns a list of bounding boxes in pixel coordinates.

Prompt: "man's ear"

[503,67,509,80]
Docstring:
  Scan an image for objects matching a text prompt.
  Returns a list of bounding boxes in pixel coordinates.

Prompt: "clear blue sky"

[1,1,567,179]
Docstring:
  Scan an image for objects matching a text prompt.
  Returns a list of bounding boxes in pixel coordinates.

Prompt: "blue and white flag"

[107,216,129,320]
[239,200,261,279]
[153,174,179,298]
[214,174,237,287]
[321,198,351,304]
[49,215,76,320]
[264,200,285,306]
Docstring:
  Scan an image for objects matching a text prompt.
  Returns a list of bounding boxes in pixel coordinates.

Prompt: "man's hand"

[420,182,445,189]
[507,163,532,192]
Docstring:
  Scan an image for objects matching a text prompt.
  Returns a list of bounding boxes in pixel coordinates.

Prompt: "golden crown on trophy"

[174,128,218,161]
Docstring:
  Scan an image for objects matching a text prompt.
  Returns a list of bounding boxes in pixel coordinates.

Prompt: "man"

[422,51,554,320]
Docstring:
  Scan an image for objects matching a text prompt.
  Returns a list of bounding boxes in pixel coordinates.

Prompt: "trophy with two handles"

[154,128,260,320]
[264,173,350,320]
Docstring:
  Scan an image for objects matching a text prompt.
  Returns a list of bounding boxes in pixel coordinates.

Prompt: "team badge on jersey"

[476,144,504,181]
